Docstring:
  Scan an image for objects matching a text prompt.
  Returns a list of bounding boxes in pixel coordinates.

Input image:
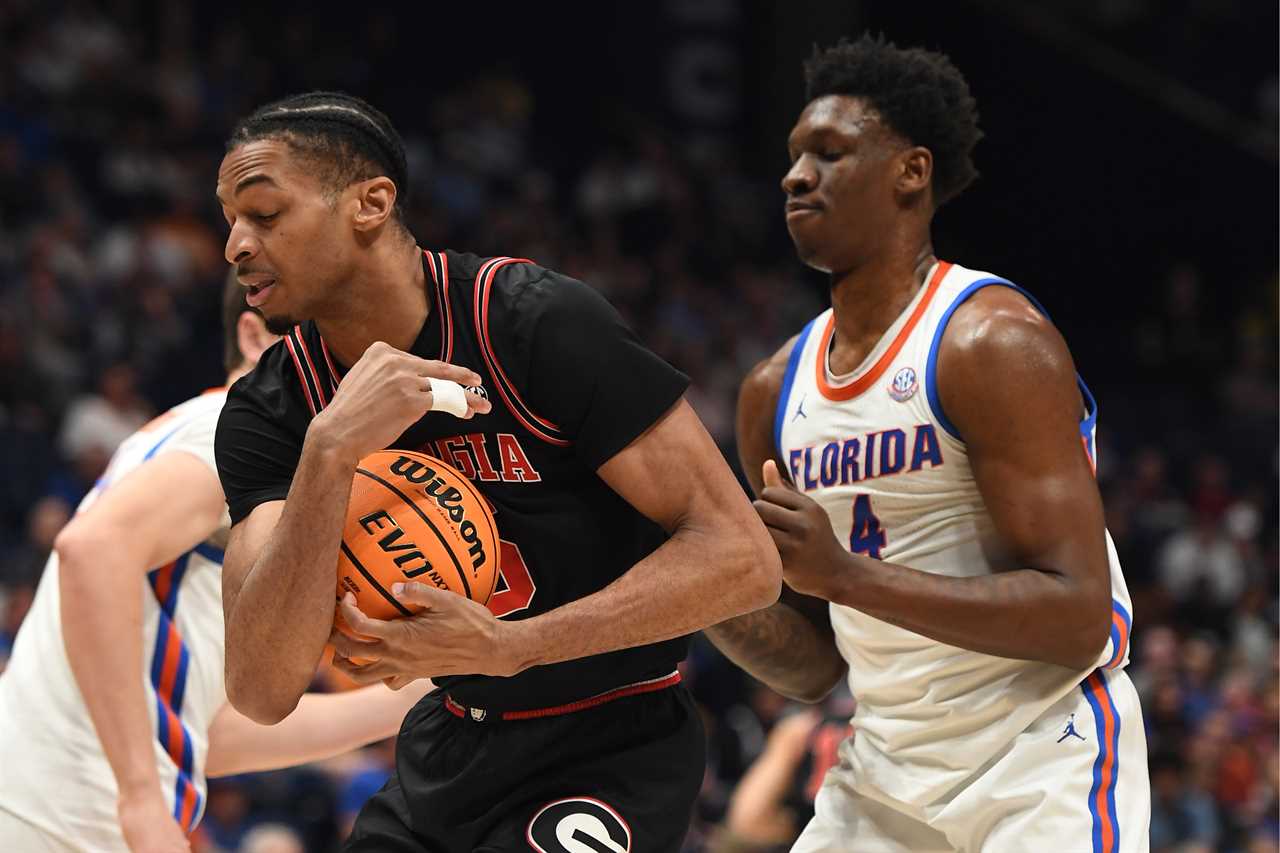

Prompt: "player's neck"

[315,241,430,367]
[827,239,935,376]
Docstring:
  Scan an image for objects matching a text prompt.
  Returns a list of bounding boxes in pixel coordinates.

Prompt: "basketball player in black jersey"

[212,93,781,852]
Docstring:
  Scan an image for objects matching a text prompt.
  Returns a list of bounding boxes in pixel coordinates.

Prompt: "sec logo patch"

[888,366,918,402]
[526,797,631,853]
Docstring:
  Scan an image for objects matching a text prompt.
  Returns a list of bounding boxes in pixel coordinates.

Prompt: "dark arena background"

[0,1,1276,851]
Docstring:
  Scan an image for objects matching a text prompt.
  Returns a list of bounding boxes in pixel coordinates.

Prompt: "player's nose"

[224,221,258,265]
[781,157,817,197]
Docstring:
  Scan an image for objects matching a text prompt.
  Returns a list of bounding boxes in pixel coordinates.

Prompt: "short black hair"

[805,34,982,206]
[227,91,411,220]
[222,270,253,372]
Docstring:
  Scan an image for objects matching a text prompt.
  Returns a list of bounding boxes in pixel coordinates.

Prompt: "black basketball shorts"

[344,678,705,852]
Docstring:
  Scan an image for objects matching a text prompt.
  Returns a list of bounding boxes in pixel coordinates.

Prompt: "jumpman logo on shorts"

[793,396,808,421]
[1057,713,1086,743]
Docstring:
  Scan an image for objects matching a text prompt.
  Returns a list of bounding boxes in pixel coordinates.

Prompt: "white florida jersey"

[0,389,230,848]
[775,261,1135,811]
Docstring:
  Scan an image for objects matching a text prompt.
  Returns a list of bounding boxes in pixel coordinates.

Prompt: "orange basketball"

[335,450,499,629]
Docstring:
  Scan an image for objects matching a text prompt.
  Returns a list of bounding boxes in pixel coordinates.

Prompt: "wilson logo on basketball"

[388,455,489,570]
[334,451,500,633]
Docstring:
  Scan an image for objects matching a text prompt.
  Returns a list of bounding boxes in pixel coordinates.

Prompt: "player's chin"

[790,237,836,275]
[263,312,298,335]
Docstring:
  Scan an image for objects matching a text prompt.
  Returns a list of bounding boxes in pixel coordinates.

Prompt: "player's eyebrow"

[216,173,280,206]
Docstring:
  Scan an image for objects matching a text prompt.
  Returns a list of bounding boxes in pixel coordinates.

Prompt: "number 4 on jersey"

[849,494,886,559]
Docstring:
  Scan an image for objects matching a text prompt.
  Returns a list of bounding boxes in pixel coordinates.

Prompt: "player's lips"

[785,199,823,219]
[239,273,278,307]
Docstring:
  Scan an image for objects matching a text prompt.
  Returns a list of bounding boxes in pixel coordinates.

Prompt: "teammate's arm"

[220,342,488,725]
[55,451,226,852]
[703,349,848,702]
[759,288,1111,669]
[204,679,430,777]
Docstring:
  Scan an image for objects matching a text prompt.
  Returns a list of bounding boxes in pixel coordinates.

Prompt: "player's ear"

[897,146,932,199]
[237,310,277,366]
[351,176,397,233]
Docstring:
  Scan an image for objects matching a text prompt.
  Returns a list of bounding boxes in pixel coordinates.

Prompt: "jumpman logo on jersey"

[1057,714,1086,743]
[792,395,808,422]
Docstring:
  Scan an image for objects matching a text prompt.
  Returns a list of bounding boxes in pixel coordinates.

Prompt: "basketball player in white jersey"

[0,278,431,852]
[708,36,1150,852]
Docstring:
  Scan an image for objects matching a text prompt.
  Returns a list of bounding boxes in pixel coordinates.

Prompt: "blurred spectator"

[1,493,69,586]
[57,362,151,490]
[1158,513,1246,636]
[1150,750,1222,853]
[239,824,304,853]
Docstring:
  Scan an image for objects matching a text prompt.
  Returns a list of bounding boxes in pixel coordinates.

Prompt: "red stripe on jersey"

[284,335,319,417]
[474,258,569,446]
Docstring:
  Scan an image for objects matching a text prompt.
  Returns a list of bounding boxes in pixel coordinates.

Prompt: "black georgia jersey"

[215,250,692,710]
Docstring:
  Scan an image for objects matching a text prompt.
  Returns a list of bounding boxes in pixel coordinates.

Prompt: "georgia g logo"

[526,797,631,853]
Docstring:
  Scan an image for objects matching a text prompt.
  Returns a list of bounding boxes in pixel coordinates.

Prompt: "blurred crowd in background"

[0,3,1276,852]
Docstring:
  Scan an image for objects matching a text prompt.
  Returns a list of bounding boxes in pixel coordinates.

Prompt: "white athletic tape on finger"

[428,377,470,417]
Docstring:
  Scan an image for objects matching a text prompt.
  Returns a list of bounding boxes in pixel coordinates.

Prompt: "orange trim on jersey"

[177,785,198,833]
[1082,436,1097,475]
[816,261,952,402]
[1088,673,1119,853]
[1105,608,1130,670]
[151,560,177,609]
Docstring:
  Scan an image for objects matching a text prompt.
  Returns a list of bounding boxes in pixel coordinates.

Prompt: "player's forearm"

[503,519,780,674]
[206,681,431,777]
[57,541,164,799]
[831,553,1110,669]
[225,426,356,723]
[705,597,847,702]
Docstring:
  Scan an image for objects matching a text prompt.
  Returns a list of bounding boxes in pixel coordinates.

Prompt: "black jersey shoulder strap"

[283,325,330,418]
[471,256,570,447]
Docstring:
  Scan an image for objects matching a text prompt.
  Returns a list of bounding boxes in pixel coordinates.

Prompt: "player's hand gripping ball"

[333,450,499,661]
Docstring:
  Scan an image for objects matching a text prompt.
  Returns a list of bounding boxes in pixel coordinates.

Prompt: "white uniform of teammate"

[0,390,228,851]
[776,262,1150,853]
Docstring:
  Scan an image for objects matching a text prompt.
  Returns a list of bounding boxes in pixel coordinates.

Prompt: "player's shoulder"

[940,278,1071,369]
[449,250,607,327]
[223,336,308,422]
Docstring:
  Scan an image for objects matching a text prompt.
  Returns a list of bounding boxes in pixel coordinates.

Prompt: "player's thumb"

[762,459,793,491]
[391,581,439,608]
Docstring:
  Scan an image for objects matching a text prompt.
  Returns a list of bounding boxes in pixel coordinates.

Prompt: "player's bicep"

[222,500,285,620]
[597,398,751,534]
[56,452,225,578]
[938,297,1106,573]
[216,394,300,525]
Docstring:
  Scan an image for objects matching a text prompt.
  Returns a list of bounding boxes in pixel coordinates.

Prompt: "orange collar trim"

[815,261,952,402]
